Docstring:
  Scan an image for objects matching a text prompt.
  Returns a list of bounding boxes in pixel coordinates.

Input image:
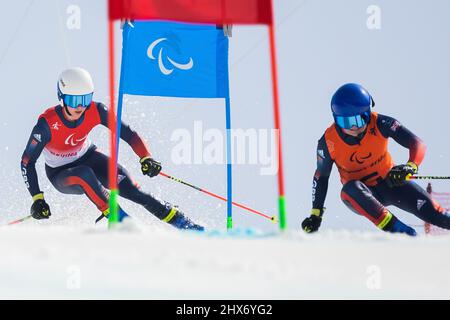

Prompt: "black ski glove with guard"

[301,208,324,233]
[30,193,51,220]
[140,157,162,178]
[387,161,418,188]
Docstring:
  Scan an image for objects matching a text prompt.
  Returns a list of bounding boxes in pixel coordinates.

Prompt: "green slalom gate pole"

[108,189,120,228]
[227,217,233,230]
[278,195,286,230]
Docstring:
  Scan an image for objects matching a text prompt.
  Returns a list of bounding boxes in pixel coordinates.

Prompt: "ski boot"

[382,213,417,236]
[390,219,417,236]
[164,207,204,231]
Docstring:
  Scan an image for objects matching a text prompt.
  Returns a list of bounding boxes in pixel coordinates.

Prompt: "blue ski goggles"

[62,93,93,109]
[334,112,370,129]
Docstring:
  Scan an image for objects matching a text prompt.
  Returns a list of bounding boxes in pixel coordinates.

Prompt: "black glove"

[31,194,51,220]
[140,157,162,178]
[301,208,324,233]
[387,161,418,188]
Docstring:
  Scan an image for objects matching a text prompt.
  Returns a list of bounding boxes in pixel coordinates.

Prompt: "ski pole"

[159,172,277,223]
[408,176,450,180]
[6,215,32,226]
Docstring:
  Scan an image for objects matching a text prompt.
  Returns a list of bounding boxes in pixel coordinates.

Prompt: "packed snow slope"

[1,221,449,300]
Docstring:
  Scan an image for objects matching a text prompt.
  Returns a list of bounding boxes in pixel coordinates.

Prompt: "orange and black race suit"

[324,112,394,187]
[312,113,450,230]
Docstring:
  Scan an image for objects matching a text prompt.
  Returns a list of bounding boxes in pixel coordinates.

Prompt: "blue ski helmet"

[331,83,374,129]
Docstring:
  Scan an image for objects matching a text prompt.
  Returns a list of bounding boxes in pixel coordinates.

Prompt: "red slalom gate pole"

[107,17,119,227]
[269,0,287,231]
[159,172,277,223]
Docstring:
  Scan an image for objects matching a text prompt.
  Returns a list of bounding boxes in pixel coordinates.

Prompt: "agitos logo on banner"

[147,37,194,76]
[120,21,229,98]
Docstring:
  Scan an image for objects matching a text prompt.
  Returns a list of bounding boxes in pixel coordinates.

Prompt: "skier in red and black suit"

[302,83,450,236]
[21,67,203,230]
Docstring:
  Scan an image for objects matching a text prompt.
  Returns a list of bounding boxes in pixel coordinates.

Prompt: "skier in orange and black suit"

[302,83,450,236]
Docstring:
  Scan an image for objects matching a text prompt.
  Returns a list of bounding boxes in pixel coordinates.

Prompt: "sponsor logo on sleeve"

[52,122,61,130]
[33,134,42,142]
[390,120,401,132]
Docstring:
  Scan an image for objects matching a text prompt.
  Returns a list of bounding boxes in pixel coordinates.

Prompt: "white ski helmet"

[57,67,94,109]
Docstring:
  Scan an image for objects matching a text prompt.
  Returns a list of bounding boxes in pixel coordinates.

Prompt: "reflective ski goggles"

[62,93,93,109]
[334,112,370,129]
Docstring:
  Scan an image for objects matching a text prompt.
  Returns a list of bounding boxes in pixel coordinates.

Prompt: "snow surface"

[1,220,450,299]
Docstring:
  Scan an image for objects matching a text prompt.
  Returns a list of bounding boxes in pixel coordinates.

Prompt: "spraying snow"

[1,221,449,299]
